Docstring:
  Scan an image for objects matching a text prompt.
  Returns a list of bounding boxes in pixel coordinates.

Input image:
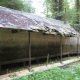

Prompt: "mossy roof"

[0,6,79,36]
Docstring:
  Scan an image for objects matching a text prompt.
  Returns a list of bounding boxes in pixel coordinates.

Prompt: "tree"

[53,0,64,20]
[52,0,58,19]
[63,0,74,23]
[75,0,80,24]
[43,0,80,32]
[72,0,80,31]
[43,0,53,17]
[0,0,35,13]
[44,0,64,20]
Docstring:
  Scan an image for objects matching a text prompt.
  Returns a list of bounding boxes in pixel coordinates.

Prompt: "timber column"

[60,35,63,63]
[28,31,31,71]
[0,65,1,71]
[77,37,79,58]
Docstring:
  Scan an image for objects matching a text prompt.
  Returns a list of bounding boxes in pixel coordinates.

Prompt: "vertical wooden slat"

[77,37,79,58]
[66,39,70,58]
[60,35,62,63]
[67,45,70,58]
[28,31,31,71]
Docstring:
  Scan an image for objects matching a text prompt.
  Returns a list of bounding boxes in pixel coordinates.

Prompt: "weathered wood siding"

[65,37,80,53]
[0,29,29,61]
[0,29,79,61]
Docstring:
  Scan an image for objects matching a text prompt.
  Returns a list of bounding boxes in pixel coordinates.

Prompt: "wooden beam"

[0,53,77,67]
[60,35,63,63]
[28,31,31,71]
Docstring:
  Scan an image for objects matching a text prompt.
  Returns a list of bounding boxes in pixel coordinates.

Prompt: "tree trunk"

[52,0,58,19]
[53,0,63,20]
[58,0,63,20]
[76,0,80,24]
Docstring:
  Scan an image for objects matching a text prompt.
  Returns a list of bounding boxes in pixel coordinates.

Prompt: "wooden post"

[60,35,63,63]
[0,65,1,71]
[28,31,31,71]
[64,8,66,22]
[23,62,25,67]
[77,37,79,58]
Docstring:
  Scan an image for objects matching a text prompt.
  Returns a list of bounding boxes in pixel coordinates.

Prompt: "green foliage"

[14,65,80,80]
[44,0,80,26]
[0,0,35,13]
[72,0,80,31]
[43,0,53,17]
[44,0,64,20]
[75,0,80,24]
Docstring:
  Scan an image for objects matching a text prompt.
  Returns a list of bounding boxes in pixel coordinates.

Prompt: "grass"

[12,64,80,80]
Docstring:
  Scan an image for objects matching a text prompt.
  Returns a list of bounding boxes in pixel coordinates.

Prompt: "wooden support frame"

[77,37,79,58]
[0,65,1,71]
[66,40,70,58]
[67,45,70,58]
[28,31,31,71]
[60,35,63,63]
[23,62,25,67]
